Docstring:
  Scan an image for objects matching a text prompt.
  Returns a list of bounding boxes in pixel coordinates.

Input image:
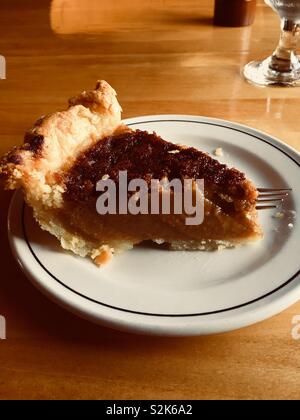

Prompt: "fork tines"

[257,188,292,193]
[256,188,292,210]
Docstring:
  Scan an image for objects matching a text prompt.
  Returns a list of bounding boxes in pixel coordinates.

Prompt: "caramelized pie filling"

[64,130,257,213]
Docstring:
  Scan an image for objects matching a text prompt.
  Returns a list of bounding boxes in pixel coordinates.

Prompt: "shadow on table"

[163,12,213,27]
[50,0,214,35]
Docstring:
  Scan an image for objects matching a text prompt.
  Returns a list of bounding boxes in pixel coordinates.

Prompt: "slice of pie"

[0,81,262,266]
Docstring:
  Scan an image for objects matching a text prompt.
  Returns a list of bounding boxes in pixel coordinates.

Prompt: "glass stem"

[270,19,300,73]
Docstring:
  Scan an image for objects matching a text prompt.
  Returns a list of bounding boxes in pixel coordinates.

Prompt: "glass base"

[244,56,300,87]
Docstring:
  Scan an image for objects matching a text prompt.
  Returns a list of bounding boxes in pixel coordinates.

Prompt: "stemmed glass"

[244,0,300,86]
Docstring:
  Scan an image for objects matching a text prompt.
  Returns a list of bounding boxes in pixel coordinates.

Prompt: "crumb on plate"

[273,211,285,219]
[214,147,223,157]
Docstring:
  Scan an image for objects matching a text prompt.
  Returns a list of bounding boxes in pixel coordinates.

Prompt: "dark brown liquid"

[214,0,257,27]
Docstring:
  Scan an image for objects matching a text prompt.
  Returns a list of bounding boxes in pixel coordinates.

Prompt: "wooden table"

[0,0,299,400]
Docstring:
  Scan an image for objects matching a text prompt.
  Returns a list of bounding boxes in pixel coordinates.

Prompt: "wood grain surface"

[0,0,299,400]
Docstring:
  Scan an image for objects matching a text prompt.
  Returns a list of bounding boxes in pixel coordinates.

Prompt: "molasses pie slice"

[0,81,262,266]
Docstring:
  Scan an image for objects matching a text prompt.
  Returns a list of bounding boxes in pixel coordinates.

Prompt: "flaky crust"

[0,80,124,208]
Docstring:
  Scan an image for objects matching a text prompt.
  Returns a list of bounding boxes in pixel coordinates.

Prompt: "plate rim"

[8,115,300,336]
[125,114,300,166]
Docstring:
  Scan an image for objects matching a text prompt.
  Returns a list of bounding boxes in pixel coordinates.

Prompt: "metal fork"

[256,188,292,210]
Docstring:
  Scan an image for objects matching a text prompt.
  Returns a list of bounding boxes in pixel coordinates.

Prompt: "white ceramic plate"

[8,115,300,336]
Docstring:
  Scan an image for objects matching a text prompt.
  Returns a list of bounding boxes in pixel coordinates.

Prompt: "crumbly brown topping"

[64,130,256,211]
